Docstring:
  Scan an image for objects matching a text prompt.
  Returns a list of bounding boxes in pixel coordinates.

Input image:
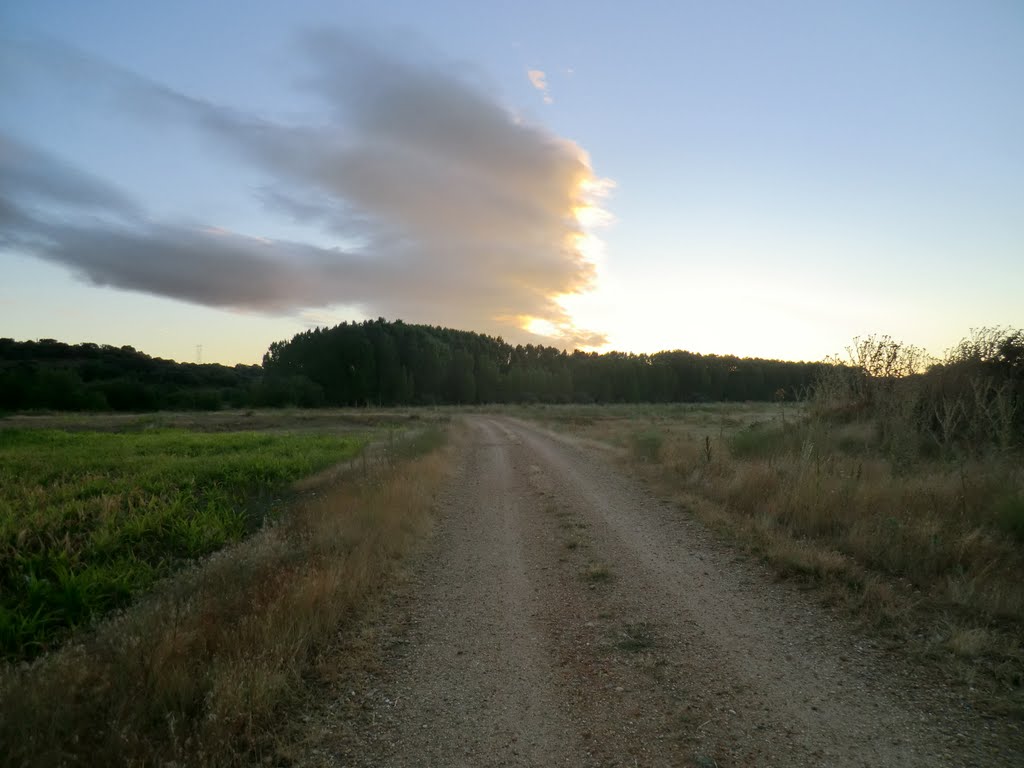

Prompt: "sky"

[1,1,1022,366]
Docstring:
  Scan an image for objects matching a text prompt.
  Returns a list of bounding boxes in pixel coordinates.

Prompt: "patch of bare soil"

[290,416,1023,767]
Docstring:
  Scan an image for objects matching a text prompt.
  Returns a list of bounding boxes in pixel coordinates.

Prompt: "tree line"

[261,318,823,406]
[1,322,823,412]
[5,322,1020,423]
[0,338,270,412]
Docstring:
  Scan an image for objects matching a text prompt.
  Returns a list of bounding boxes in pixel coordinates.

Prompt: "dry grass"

[518,403,1024,715]
[0,426,451,767]
[0,407,439,435]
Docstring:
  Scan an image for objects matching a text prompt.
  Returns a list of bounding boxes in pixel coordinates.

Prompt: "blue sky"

[2,1,1021,365]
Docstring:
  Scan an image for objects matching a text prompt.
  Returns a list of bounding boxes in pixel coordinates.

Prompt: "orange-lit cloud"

[1,35,614,347]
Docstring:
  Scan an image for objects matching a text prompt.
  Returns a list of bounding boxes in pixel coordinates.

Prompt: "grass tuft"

[615,622,656,652]
[583,564,613,583]
[946,625,992,658]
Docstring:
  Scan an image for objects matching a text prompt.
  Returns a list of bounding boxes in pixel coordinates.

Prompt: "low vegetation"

[0,428,365,659]
[0,417,451,766]
[522,329,1024,715]
[615,622,656,653]
[584,563,613,583]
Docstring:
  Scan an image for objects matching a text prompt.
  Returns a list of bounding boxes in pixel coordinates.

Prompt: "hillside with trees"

[261,318,822,406]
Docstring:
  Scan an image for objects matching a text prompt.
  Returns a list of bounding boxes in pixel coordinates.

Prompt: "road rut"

[300,416,1022,767]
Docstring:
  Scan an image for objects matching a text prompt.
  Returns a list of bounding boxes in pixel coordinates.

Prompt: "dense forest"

[0,321,822,411]
[262,319,822,406]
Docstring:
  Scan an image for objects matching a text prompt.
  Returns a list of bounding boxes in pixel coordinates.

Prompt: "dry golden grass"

[0,427,452,767]
[518,403,1024,715]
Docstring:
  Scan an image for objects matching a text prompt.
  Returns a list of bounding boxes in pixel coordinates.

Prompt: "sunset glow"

[522,316,560,338]
[1,2,1021,364]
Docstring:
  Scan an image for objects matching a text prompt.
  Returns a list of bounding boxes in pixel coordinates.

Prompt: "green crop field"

[0,428,363,659]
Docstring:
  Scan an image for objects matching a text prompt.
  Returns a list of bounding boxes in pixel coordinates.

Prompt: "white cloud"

[527,68,553,104]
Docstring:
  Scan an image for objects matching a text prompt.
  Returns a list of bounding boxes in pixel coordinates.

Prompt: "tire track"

[297,415,1022,767]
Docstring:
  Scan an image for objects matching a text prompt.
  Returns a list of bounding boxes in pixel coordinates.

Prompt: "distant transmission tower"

[195,344,203,364]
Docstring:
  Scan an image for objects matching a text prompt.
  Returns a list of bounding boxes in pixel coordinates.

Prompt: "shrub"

[728,422,799,459]
[631,428,664,463]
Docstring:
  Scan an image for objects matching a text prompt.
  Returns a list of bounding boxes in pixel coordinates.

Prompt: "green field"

[0,428,363,659]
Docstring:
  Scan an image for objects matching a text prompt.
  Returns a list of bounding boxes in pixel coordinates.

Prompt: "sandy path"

[299,415,1022,767]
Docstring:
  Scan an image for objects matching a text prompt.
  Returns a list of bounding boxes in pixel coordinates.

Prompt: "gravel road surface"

[298,415,1022,767]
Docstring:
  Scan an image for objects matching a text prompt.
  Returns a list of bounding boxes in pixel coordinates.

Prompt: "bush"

[728,422,799,459]
[814,329,1024,461]
[631,429,664,463]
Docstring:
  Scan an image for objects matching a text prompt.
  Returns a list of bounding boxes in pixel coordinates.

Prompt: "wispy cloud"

[0,133,141,232]
[1,33,612,346]
[527,68,553,104]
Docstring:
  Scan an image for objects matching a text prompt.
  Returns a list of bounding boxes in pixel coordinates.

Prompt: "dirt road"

[300,416,1021,767]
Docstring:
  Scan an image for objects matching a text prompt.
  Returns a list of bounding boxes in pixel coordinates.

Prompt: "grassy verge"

[0,407,436,434]
[0,428,364,659]
[517,403,1024,715]
[0,422,450,766]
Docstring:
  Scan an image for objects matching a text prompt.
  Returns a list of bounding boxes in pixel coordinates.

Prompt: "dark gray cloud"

[40,224,358,311]
[0,33,611,346]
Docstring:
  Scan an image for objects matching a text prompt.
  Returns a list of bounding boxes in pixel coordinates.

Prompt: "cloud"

[0,34,612,346]
[527,68,553,104]
[0,133,140,221]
